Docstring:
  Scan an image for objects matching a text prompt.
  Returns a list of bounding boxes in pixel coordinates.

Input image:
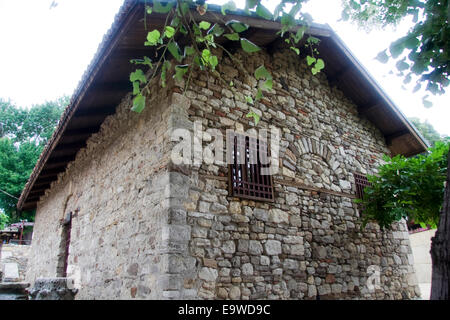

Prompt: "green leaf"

[404,36,419,50]
[255,88,263,101]
[221,1,236,15]
[375,50,389,63]
[167,41,182,62]
[130,69,147,84]
[293,26,306,44]
[263,79,273,91]
[307,36,320,45]
[290,47,300,55]
[306,55,316,66]
[131,94,146,113]
[281,13,295,28]
[201,49,211,64]
[178,1,189,15]
[161,60,171,88]
[246,111,260,125]
[422,96,433,108]
[226,20,249,33]
[389,40,405,59]
[209,55,218,70]
[145,30,161,46]
[153,0,174,14]
[403,73,412,84]
[170,16,180,28]
[193,24,201,36]
[164,26,175,38]
[256,4,272,20]
[396,59,410,72]
[146,6,152,14]
[224,33,240,41]
[130,56,153,67]
[199,21,211,30]
[311,59,325,75]
[179,25,187,35]
[240,38,261,53]
[315,59,325,71]
[184,46,195,56]
[174,65,189,81]
[273,3,285,20]
[208,24,224,37]
[289,1,302,17]
[132,81,140,95]
[245,0,258,10]
[194,55,205,70]
[254,65,272,81]
[245,96,254,105]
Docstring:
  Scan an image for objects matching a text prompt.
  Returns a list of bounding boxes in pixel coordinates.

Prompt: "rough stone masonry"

[26,44,420,300]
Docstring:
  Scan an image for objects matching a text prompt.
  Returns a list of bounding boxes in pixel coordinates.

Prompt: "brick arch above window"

[294,137,343,172]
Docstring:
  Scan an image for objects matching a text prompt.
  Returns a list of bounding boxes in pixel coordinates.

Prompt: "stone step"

[0,282,29,300]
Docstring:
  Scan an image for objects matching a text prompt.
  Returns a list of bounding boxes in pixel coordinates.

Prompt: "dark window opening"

[228,133,274,202]
[354,173,371,200]
[57,211,72,277]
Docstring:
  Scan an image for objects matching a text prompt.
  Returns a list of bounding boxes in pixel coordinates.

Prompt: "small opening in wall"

[228,133,274,202]
[56,211,72,277]
[354,173,371,200]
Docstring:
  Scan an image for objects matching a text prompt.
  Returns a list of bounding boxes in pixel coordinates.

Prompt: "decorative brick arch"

[294,137,343,172]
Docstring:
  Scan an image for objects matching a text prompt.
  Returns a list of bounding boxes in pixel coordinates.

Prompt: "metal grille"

[354,173,371,199]
[229,134,274,202]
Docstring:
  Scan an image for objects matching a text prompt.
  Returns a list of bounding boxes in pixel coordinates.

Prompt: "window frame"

[354,172,371,200]
[228,133,274,202]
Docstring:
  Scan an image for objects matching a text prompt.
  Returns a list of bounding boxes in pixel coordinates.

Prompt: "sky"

[0,0,448,136]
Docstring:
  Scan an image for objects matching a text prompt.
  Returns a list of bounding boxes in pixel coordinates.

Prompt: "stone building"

[18,1,428,299]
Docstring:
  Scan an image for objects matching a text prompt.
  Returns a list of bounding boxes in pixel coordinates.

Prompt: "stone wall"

[26,44,420,300]
[26,79,180,299]
[165,46,420,299]
[0,244,30,282]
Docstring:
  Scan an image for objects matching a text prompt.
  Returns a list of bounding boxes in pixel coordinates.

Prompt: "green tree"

[342,0,450,300]
[342,0,449,102]
[358,141,449,229]
[0,211,9,230]
[1,96,67,144]
[358,141,450,299]
[0,97,67,222]
[409,117,448,146]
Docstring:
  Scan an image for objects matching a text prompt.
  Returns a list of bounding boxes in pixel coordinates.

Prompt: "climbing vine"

[129,0,324,115]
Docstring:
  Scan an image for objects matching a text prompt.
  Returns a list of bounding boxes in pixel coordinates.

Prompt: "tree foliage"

[0,97,67,221]
[409,117,449,147]
[0,211,9,230]
[130,0,322,114]
[342,0,450,101]
[357,141,449,229]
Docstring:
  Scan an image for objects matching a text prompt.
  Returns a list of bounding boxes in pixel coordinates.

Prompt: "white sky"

[0,0,448,135]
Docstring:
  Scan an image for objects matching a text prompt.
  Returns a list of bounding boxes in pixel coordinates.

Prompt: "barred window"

[354,173,371,199]
[228,133,274,202]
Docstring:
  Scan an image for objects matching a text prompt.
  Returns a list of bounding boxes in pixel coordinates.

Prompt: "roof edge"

[17,1,429,210]
[17,0,140,211]
[326,26,430,152]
